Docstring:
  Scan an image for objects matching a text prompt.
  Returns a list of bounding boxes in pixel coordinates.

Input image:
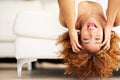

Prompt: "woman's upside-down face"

[80,18,103,53]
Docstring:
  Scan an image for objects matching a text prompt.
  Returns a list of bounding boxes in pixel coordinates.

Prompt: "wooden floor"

[0,62,120,80]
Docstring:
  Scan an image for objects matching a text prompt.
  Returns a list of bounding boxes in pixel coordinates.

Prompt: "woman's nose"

[89,30,96,34]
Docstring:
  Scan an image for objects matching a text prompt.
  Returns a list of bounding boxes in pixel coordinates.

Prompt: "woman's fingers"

[100,33,110,52]
[101,40,110,52]
[72,45,80,53]
[77,42,82,49]
[102,44,109,52]
[100,26,111,51]
[100,37,107,48]
[72,42,82,53]
[69,29,82,53]
[104,41,110,51]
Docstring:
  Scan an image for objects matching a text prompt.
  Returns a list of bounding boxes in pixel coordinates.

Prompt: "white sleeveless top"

[75,0,108,21]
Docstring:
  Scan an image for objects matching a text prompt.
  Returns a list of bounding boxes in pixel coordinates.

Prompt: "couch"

[0,0,66,78]
[0,0,41,58]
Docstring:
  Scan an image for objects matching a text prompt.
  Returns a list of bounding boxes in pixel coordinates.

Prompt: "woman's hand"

[100,25,112,51]
[69,29,82,53]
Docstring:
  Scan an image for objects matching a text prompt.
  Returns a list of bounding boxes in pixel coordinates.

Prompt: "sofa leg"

[27,62,32,71]
[17,60,22,78]
[17,58,37,78]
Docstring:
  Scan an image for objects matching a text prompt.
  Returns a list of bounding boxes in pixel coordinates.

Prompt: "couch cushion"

[13,11,67,40]
[0,0,41,41]
[15,38,62,59]
[0,42,15,57]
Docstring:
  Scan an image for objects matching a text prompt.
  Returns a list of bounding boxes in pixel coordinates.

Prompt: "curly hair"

[57,31,120,78]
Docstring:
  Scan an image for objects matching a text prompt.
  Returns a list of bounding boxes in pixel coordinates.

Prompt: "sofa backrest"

[0,0,42,41]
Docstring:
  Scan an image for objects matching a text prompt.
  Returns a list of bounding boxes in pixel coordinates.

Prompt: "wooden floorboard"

[0,62,120,80]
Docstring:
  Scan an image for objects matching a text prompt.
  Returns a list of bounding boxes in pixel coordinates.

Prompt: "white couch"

[0,0,66,78]
[0,0,41,58]
[13,10,67,77]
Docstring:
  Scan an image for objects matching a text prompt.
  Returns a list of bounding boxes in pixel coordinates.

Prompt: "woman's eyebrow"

[95,42,101,44]
[83,38,89,40]
[95,38,101,40]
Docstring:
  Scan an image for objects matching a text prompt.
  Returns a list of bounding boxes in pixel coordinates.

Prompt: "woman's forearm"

[107,0,120,28]
[58,0,76,32]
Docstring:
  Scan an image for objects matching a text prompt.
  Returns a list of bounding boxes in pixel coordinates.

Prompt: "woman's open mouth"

[87,23,97,30]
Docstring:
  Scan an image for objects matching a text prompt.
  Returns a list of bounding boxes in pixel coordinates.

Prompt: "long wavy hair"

[57,31,120,78]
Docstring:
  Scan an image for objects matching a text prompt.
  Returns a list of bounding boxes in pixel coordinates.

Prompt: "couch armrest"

[13,11,67,40]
